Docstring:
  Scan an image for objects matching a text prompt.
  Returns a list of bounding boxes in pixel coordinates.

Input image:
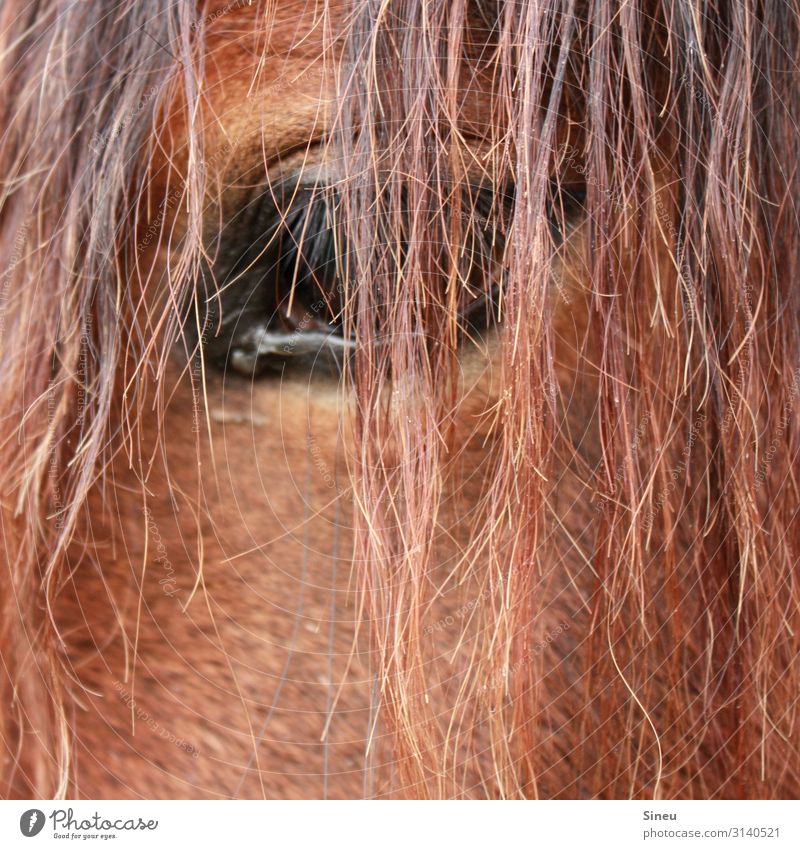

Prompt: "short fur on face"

[0,0,799,800]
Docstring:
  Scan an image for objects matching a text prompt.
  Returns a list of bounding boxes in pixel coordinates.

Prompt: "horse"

[0,0,798,799]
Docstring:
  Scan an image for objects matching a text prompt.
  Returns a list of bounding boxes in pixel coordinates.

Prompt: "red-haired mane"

[0,0,798,799]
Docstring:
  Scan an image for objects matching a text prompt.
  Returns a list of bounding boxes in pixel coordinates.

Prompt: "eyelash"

[273,191,344,329]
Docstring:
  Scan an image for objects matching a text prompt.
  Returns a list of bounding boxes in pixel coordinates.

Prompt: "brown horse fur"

[0,0,799,799]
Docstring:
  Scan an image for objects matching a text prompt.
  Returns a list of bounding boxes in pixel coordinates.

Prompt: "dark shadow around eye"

[191,179,347,378]
[188,175,585,379]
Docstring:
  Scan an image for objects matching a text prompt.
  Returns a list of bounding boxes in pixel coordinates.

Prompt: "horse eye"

[188,175,579,379]
[193,180,350,378]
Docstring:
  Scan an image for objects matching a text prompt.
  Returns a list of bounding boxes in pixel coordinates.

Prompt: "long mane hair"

[1,0,799,798]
